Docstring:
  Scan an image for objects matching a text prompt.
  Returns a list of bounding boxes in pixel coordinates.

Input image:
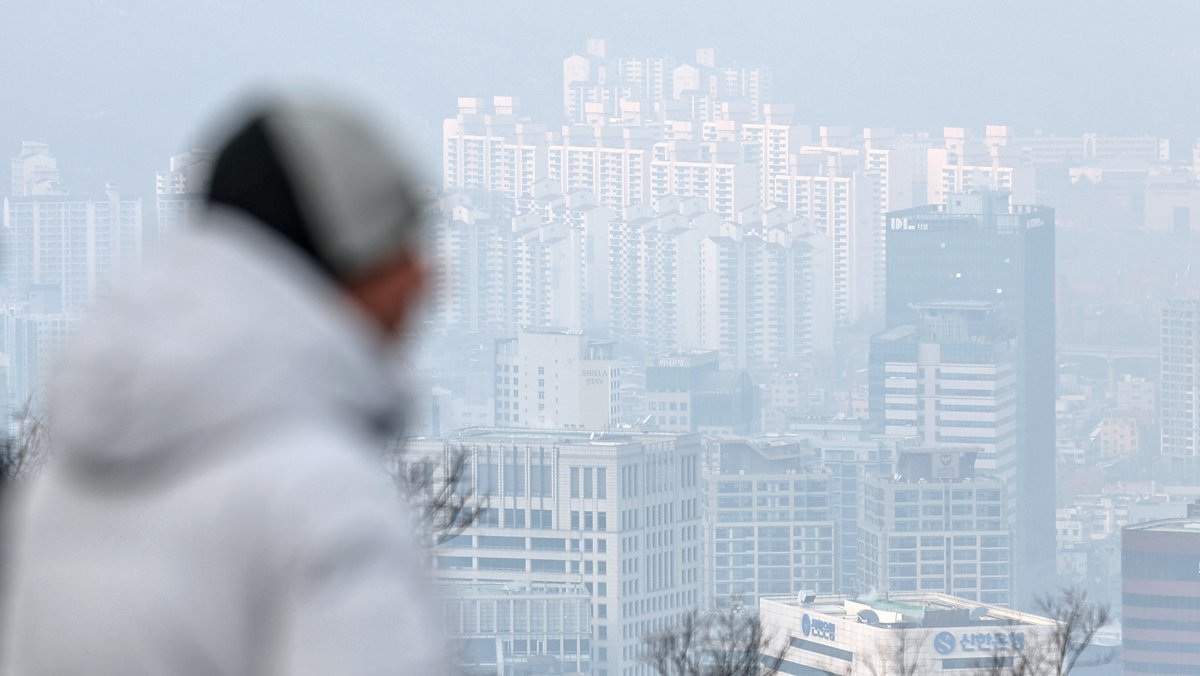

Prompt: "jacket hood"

[47,208,403,484]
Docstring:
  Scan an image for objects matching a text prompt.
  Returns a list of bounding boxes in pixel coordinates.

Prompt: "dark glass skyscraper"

[883,192,1055,606]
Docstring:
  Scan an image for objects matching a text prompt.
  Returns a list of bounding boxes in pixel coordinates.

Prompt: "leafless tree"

[975,586,1113,676]
[975,647,1041,676]
[1034,586,1112,676]
[848,628,925,676]
[641,606,787,676]
[0,403,48,489]
[392,443,488,545]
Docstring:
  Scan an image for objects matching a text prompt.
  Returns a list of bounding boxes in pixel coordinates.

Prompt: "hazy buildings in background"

[704,439,836,605]
[0,143,144,421]
[643,352,757,435]
[493,329,621,431]
[1120,516,1200,675]
[440,581,594,674]
[881,193,1055,604]
[154,149,212,238]
[858,446,1013,606]
[1159,299,1200,460]
[403,430,704,676]
[11,14,1200,673]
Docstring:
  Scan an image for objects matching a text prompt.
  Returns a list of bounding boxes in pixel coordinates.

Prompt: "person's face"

[343,250,429,337]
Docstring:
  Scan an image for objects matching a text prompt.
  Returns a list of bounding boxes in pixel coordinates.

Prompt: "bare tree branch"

[974,586,1112,676]
[391,443,489,545]
[641,605,787,676]
[1035,586,1112,676]
[1,402,48,488]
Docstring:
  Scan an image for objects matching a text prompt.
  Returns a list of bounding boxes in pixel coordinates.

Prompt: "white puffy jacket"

[1,208,448,675]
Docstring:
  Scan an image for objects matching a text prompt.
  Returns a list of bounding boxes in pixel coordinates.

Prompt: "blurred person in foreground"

[0,97,448,674]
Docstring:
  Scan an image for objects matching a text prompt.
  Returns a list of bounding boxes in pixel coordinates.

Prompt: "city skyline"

[6,12,1200,674]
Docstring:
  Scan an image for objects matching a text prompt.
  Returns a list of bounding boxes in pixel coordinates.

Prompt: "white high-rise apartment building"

[10,141,63,197]
[155,149,212,237]
[494,329,620,430]
[650,140,758,219]
[513,189,617,334]
[443,97,549,199]
[425,198,512,334]
[927,127,1035,205]
[1,301,78,412]
[562,39,674,124]
[426,189,616,337]
[607,198,719,357]
[698,221,824,369]
[740,105,812,207]
[1161,299,1200,459]
[3,180,143,313]
[402,430,704,676]
[770,151,879,326]
[548,125,654,209]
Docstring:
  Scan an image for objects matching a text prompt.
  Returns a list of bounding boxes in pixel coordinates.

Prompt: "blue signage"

[933,630,1026,655]
[933,632,956,655]
[801,613,836,641]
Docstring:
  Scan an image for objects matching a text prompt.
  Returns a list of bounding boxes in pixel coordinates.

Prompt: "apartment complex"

[154,149,212,237]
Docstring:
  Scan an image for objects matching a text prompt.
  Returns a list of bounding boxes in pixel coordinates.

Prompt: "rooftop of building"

[408,427,693,447]
[762,593,1055,630]
[1125,517,1200,534]
[439,580,591,600]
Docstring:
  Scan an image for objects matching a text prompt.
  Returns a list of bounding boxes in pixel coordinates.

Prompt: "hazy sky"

[3,0,1198,193]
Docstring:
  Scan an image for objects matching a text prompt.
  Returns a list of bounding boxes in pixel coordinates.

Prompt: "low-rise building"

[760,592,1114,675]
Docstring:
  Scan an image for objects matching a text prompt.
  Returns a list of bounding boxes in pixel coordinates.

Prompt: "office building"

[886,192,1055,604]
[644,351,757,434]
[704,438,836,607]
[1122,518,1200,675]
[441,581,593,675]
[494,329,620,430]
[869,301,1019,482]
[759,593,1064,675]
[859,446,1013,606]
[403,430,704,676]
[1160,299,1200,460]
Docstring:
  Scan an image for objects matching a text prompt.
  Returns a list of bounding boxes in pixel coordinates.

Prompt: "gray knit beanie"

[207,98,424,280]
